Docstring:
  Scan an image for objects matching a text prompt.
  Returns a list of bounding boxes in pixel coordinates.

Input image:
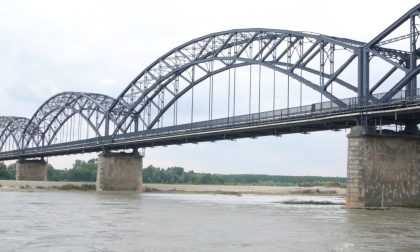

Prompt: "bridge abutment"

[16,159,48,181]
[96,151,143,191]
[346,126,420,208]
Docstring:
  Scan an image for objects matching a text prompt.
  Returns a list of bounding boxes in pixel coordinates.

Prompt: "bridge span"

[1,4,420,208]
[1,91,420,161]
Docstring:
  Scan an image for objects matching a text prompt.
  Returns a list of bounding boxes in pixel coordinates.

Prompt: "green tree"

[47,164,65,181]
[65,159,97,181]
[0,162,8,179]
[199,173,212,184]
[0,162,15,180]
[7,163,16,180]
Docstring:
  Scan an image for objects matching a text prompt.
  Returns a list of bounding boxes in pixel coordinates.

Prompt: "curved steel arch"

[0,116,32,151]
[22,92,133,148]
[145,58,349,129]
[109,29,366,133]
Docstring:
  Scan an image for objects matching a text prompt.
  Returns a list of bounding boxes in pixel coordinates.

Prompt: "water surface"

[0,191,419,251]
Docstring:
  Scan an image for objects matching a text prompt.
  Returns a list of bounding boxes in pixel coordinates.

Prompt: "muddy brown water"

[0,191,419,251]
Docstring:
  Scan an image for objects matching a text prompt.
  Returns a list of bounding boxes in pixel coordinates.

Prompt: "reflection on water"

[0,191,419,251]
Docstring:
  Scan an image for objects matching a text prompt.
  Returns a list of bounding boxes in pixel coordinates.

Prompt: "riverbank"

[0,180,345,196]
[144,183,345,196]
[0,180,96,191]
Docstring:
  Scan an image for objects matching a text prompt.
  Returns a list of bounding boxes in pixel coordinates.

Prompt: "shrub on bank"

[58,184,96,191]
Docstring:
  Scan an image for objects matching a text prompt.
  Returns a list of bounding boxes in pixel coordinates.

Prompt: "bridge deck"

[1,96,420,161]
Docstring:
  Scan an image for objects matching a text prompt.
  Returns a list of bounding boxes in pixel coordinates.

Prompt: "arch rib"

[22,92,133,149]
[110,29,364,134]
[0,117,32,151]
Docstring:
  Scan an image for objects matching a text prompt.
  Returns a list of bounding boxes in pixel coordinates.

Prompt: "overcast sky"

[0,0,418,176]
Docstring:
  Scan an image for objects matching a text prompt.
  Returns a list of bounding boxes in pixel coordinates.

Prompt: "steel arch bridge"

[1,4,420,160]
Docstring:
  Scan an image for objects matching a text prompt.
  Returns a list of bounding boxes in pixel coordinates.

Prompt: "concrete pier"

[346,126,420,208]
[16,159,48,181]
[96,151,143,191]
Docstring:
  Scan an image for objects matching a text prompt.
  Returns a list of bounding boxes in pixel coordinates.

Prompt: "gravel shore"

[0,180,345,196]
[144,183,345,196]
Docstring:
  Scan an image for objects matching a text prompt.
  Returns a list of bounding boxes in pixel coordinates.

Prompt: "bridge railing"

[111,88,420,141]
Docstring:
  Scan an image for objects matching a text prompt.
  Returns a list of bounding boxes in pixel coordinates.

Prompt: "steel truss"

[108,4,420,134]
[0,117,32,151]
[0,4,420,154]
[22,92,132,148]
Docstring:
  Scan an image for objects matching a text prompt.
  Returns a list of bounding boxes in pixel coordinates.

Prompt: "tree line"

[142,165,346,186]
[0,160,96,181]
[0,160,346,186]
[0,162,14,180]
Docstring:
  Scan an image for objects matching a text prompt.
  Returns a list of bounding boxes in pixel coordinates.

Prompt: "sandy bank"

[0,180,95,190]
[144,183,345,196]
[0,180,345,196]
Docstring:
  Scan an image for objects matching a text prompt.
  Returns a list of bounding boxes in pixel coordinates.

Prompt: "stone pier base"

[16,159,48,181]
[346,126,420,208]
[96,152,143,191]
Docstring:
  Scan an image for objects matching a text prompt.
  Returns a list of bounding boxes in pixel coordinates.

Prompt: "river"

[0,191,419,251]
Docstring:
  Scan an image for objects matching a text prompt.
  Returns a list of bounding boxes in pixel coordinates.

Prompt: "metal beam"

[323,54,358,90]
[366,4,420,47]
[289,42,319,72]
[380,65,420,102]
[369,66,397,94]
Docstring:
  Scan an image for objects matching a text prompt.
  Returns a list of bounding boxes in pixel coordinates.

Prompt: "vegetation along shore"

[0,159,345,195]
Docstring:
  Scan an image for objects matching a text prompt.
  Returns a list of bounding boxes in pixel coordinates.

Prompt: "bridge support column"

[16,159,47,181]
[96,151,143,191]
[346,126,420,208]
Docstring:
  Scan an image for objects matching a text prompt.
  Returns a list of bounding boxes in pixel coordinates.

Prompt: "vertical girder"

[408,14,418,97]
[358,48,370,105]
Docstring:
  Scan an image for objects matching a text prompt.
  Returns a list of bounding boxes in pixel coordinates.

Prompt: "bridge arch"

[109,29,366,133]
[22,92,133,149]
[0,117,31,151]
